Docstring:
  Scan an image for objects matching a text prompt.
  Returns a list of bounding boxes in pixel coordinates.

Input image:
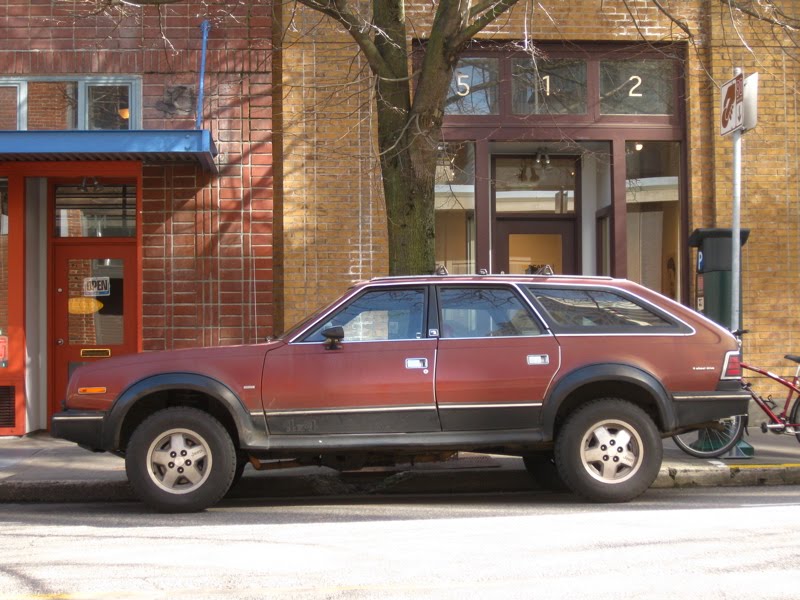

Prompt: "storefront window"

[0,178,8,361]
[54,183,136,238]
[435,142,476,274]
[494,155,576,214]
[600,60,675,115]
[511,58,587,115]
[626,141,681,299]
[445,58,500,115]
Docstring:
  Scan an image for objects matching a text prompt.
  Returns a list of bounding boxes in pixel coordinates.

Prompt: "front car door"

[434,284,561,430]
[261,285,440,434]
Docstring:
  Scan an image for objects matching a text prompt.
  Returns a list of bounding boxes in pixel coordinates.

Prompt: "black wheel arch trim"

[541,363,676,437]
[102,373,263,452]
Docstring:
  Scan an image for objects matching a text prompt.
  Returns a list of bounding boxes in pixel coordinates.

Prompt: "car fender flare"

[102,373,255,451]
[542,363,676,437]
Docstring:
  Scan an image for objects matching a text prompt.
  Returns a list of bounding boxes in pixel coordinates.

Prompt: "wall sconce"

[118,107,130,120]
[78,177,104,193]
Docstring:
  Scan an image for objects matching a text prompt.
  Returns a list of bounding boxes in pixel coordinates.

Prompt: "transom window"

[445,45,682,121]
[0,77,141,131]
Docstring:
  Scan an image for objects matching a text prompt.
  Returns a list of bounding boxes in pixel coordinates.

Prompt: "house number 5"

[456,72,470,97]
[628,75,643,97]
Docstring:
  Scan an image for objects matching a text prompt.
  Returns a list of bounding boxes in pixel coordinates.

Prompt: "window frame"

[435,284,546,339]
[0,76,142,131]
[439,42,685,129]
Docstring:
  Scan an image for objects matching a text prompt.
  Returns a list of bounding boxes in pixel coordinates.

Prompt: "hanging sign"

[83,276,110,297]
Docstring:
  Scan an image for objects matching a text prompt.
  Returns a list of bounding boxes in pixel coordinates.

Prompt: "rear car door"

[434,284,561,431]
[261,285,440,434]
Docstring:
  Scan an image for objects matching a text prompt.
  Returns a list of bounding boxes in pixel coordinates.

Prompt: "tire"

[522,454,568,491]
[554,398,662,503]
[228,452,249,489]
[125,407,237,513]
[790,399,800,444]
[672,415,746,458]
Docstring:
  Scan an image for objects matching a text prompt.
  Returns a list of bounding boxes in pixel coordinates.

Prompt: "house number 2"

[628,75,643,97]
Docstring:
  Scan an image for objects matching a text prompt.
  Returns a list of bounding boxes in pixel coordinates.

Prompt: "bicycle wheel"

[672,415,746,458]
[790,399,800,444]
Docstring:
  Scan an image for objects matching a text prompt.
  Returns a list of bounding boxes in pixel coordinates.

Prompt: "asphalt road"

[2,487,800,599]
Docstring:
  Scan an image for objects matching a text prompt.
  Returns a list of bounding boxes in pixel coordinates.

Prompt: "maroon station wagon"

[52,274,749,512]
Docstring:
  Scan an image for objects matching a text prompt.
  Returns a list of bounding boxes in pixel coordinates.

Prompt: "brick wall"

[0,0,277,349]
[280,0,800,392]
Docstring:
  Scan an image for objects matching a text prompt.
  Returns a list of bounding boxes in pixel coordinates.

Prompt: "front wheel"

[554,398,662,503]
[125,407,237,513]
[672,415,746,458]
[790,399,800,444]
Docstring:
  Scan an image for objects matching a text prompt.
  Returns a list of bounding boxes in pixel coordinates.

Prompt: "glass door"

[495,220,576,274]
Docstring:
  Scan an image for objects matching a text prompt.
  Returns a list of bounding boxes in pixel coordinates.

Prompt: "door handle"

[527,354,550,366]
[405,358,428,369]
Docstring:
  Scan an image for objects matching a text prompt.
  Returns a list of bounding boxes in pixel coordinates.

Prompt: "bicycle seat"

[785,354,800,364]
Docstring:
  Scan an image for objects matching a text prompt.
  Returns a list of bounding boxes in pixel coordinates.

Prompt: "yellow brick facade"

[278,1,800,391]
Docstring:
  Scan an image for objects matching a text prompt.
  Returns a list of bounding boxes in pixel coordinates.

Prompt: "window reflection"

[626,141,681,299]
[512,58,587,115]
[445,58,500,115]
[435,142,475,274]
[55,183,136,238]
[600,60,676,115]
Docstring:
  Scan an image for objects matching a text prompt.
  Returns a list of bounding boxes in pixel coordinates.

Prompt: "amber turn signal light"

[77,387,107,395]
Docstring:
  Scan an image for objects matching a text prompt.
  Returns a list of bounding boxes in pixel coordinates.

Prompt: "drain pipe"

[195,20,210,129]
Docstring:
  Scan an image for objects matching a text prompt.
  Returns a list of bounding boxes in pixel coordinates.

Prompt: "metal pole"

[195,20,210,130]
[731,67,742,332]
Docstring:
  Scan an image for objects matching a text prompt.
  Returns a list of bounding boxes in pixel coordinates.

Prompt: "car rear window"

[526,287,678,332]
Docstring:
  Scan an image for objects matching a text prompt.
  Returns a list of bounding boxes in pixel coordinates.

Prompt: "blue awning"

[0,129,218,173]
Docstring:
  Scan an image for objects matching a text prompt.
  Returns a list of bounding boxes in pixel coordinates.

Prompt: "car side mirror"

[322,326,345,350]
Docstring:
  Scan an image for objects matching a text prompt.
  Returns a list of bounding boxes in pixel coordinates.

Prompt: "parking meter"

[688,228,749,328]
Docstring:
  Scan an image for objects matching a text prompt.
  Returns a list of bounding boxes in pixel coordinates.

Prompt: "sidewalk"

[0,428,799,504]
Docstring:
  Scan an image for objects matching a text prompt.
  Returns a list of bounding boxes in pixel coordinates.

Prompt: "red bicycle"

[672,347,800,458]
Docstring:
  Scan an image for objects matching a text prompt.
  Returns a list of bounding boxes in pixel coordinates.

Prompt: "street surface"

[1,487,800,599]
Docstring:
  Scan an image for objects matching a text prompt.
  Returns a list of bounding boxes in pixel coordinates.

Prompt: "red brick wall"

[0,86,16,130]
[0,1,277,349]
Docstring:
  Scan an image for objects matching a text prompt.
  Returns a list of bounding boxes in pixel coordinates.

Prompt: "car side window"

[527,287,676,331]
[301,288,426,343]
[439,287,542,338]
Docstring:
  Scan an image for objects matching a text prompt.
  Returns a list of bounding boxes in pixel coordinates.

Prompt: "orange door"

[51,243,138,416]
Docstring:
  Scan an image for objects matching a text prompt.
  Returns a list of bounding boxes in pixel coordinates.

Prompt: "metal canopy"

[0,129,218,173]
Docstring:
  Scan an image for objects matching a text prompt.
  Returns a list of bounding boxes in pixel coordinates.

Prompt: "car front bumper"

[51,410,108,452]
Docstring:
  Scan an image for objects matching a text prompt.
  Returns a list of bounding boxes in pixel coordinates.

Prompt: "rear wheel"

[554,398,662,503]
[125,407,236,513]
[672,415,746,458]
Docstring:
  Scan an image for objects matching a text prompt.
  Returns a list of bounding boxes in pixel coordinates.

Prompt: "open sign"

[83,276,111,297]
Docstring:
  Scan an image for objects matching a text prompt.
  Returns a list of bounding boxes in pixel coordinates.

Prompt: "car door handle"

[527,354,550,366]
[405,358,428,369]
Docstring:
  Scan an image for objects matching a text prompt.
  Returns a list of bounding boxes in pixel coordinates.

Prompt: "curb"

[2,463,800,504]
